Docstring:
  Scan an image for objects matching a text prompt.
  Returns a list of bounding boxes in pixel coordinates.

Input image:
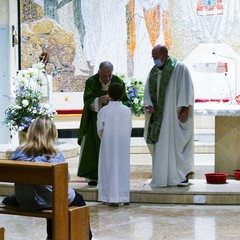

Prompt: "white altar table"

[195,103,240,176]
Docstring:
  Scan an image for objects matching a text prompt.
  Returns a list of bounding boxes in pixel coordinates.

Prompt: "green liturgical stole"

[147,57,177,144]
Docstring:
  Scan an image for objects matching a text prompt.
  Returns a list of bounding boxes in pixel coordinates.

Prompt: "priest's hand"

[178,106,189,123]
[145,105,154,113]
[99,95,109,105]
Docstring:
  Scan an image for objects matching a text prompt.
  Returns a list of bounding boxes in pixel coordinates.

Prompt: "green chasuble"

[147,57,177,144]
[77,73,128,180]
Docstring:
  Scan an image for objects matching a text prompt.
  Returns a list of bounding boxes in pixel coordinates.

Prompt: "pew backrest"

[0,160,69,239]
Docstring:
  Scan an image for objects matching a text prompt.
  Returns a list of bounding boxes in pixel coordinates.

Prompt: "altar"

[195,103,240,176]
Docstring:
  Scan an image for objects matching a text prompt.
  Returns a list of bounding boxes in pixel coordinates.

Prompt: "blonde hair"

[20,116,57,158]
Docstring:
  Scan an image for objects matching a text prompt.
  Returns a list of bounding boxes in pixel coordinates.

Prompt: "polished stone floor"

[1,152,238,240]
[1,135,240,239]
[1,201,240,240]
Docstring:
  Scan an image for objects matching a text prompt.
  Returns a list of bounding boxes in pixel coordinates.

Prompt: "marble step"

[0,143,79,160]
[1,179,240,205]
[2,153,238,205]
[130,138,214,154]
[73,179,240,205]
[0,137,214,161]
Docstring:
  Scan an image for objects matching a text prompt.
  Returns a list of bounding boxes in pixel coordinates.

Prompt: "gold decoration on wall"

[163,11,172,47]
[127,0,136,58]
[144,6,160,47]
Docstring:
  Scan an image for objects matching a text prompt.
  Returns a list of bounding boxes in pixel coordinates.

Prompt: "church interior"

[1,0,240,239]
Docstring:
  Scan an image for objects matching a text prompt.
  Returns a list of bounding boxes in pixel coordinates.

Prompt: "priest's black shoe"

[88,180,98,186]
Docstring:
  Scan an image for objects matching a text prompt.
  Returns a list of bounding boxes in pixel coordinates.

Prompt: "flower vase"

[18,130,27,145]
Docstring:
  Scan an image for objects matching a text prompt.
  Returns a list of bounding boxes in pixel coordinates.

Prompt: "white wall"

[0,24,10,144]
[51,92,84,110]
[0,0,19,144]
[184,43,240,101]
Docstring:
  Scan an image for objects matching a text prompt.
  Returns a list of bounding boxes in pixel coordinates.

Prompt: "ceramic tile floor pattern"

[1,151,239,240]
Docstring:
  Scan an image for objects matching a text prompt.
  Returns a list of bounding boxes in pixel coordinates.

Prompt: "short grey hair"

[99,61,113,70]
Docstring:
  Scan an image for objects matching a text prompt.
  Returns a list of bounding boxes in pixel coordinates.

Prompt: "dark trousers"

[46,191,92,239]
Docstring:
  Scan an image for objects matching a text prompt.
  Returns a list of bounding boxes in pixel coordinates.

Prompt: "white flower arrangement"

[3,62,56,132]
[120,75,145,116]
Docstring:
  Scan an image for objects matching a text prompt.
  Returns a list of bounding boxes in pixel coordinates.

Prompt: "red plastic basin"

[234,170,240,180]
[205,173,228,184]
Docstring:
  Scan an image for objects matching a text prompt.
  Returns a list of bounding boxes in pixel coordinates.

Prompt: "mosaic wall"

[20,0,240,92]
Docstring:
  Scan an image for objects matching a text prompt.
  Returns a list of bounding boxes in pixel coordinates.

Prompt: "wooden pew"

[0,227,4,240]
[0,160,89,240]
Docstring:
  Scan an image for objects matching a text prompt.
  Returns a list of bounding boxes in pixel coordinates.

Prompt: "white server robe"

[97,101,132,203]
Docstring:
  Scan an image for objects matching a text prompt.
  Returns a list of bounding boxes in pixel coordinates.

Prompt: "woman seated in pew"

[2,115,92,240]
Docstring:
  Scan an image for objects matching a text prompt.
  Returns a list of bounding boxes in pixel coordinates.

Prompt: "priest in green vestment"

[77,61,129,185]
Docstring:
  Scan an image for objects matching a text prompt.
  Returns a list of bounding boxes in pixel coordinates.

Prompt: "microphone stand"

[225,73,233,104]
[212,52,237,103]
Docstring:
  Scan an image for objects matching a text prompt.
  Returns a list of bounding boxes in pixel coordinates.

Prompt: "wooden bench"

[0,227,4,240]
[0,160,89,240]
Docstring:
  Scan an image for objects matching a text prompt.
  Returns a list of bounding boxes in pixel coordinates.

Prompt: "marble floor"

[1,152,238,240]
[1,201,240,240]
[1,136,240,239]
